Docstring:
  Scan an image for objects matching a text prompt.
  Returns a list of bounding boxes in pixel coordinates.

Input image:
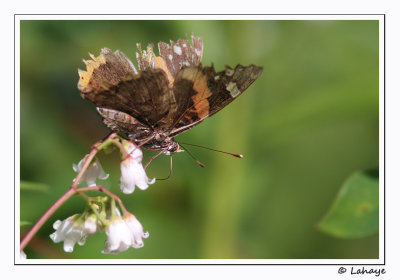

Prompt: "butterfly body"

[78,35,263,154]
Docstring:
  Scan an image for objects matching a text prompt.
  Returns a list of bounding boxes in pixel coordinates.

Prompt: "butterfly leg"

[155,155,173,181]
[135,135,156,149]
[144,150,165,171]
[144,151,174,181]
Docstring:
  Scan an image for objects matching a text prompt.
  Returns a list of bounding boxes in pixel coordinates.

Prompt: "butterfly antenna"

[155,155,173,181]
[179,144,205,168]
[178,142,243,158]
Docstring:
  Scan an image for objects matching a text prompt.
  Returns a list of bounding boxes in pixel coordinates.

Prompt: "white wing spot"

[214,75,220,81]
[226,82,240,97]
[226,68,234,76]
[174,45,182,55]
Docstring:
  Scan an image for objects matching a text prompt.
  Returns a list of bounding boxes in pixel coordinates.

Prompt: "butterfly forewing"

[168,64,263,136]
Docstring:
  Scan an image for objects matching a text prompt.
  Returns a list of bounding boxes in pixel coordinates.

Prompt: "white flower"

[83,214,99,235]
[20,250,27,259]
[73,157,109,187]
[49,215,87,253]
[120,142,155,194]
[102,217,134,254]
[124,214,149,248]
[102,214,149,254]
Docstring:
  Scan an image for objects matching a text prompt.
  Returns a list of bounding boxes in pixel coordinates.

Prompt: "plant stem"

[20,133,120,251]
[20,187,76,251]
[72,133,119,189]
[76,186,129,216]
[80,194,108,226]
[111,139,128,159]
[71,147,100,190]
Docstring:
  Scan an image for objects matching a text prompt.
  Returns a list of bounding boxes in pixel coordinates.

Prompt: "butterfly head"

[164,141,183,155]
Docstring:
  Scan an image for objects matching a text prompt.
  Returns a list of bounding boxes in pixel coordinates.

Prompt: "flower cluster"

[50,197,149,254]
[72,140,155,193]
[49,138,154,255]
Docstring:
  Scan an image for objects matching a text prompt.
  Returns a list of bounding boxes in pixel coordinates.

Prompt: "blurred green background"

[20,20,379,259]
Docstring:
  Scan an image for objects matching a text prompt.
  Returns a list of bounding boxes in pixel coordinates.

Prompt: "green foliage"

[20,221,32,227]
[20,20,379,259]
[20,180,50,192]
[318,170,379,238]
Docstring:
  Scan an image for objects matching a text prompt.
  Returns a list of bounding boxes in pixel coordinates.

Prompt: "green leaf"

[20,180,50,192]
[318,169,379,238]
[20,221,31,227]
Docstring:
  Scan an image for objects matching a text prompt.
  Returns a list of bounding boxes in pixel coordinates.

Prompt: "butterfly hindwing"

[96,108,152,141]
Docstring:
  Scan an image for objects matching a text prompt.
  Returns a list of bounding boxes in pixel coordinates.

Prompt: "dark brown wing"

[96,108,152,141]
[169,64,263,137]
[78,39,262,139]
[78,48,178,129]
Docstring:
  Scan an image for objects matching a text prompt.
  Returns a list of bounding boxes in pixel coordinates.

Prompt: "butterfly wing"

[96,107,152,141]
[78,37,263,141]
[157,34,203,78]
[168,64,263,137]
[136,34,203,87]
[78,48,178,130]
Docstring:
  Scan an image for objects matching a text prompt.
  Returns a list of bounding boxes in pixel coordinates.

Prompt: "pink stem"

[71,147,98,189]
[77,186,128,215]
[20,133,121,251]
[20,187,76,251]
[72,133,117,189]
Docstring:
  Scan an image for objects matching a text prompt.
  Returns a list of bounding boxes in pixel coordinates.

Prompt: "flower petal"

[49,215,88,253]
[63,239,76,253]
[20,251,27,259]
[83,216,98,235]
[73,157,109,187]
[119,144,155,194]
[103,217,134,254]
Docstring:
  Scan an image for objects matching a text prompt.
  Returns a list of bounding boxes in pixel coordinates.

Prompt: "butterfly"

[78,34,263,154]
